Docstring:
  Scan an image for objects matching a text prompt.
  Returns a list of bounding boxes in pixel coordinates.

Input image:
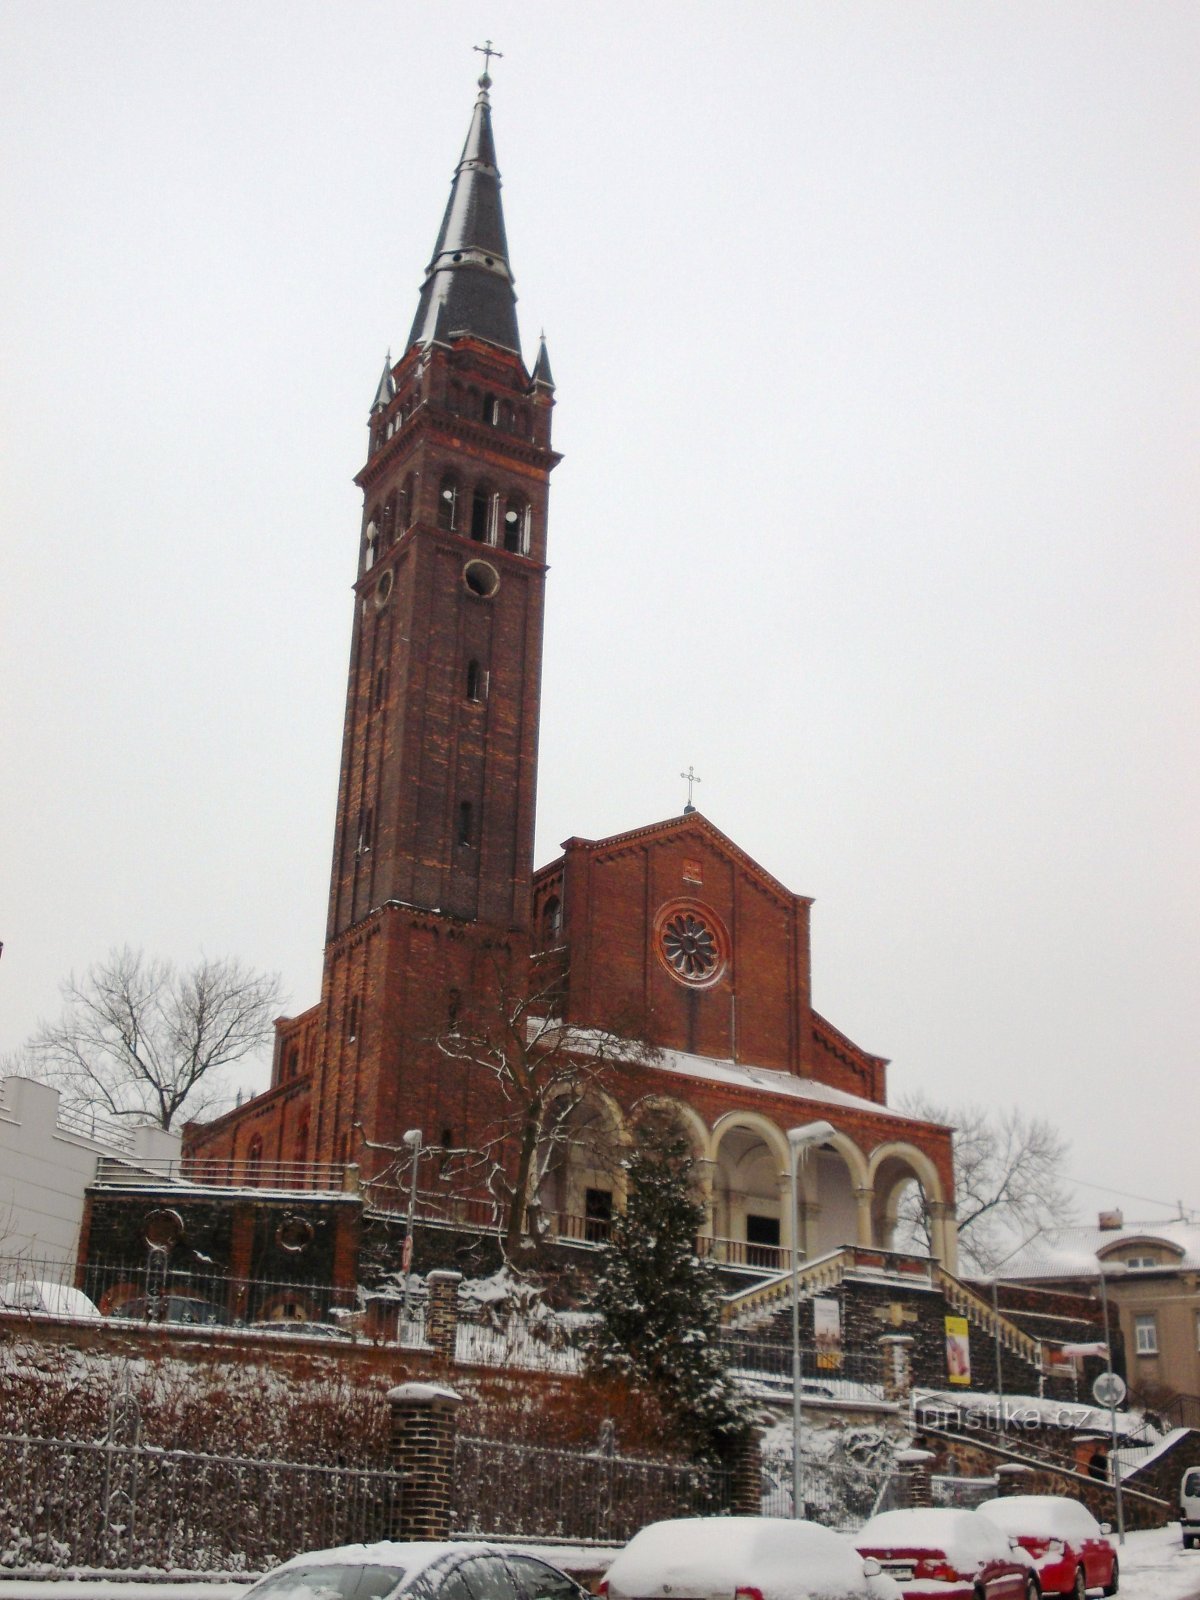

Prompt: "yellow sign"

[945,1314,971,1386]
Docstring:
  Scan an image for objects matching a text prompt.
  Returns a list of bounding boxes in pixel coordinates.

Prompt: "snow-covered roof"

[996,1219,1200,1282]
[655,1047,925,1121]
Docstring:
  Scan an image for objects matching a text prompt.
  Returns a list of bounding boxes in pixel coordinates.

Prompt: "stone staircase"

[722,1243,1043,1373]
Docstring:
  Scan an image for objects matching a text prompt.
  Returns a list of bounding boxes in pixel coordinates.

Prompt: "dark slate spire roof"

[531,332,554,390]
[407,73,521,357]
[371,350,396,412]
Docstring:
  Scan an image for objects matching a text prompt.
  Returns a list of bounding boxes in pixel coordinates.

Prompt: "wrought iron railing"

[719,1334,886,1401]
[94,1154,351,1192]
[0,1254,426,1346]
[453,1434,728,1541]
[0,1434,400,1574]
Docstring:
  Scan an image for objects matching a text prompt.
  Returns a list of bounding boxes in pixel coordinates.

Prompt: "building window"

[465,659,483,702]
[542,895,562,944]
[400,473,415,530]
[471,484,494,542]
[746,1213,781,1269]
[438,474,460,531]
[502,495,527,553]
[584,1187,612,1243]
[1134,1314,1159,1355]
[458,800,473,847]
[246,1134,263,1184]
[447,988,461,1030]
[356,807,373,854]
[373,666,386,710]
[1126,1255,1157,1269]
[347,995,359,1042]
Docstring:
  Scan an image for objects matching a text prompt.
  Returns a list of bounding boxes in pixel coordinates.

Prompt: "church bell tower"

[311,66,559,1163]
[327,67,558,941]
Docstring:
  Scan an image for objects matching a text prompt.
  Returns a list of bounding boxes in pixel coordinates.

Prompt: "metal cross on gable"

[681,765,702,813]
[474,39,503,80]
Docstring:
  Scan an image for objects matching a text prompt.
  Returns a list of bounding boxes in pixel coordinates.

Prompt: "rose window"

[661,912,719,981]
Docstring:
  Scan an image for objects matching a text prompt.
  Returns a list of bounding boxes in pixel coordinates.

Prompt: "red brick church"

[184,69,959,1277]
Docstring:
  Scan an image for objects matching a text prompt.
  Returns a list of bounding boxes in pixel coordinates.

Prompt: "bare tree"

[378,959,659,1261]
[24,946,283,1130]
[896,1094,1074,1273]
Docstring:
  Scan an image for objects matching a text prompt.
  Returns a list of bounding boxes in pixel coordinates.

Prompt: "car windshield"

[249,1564,408,1600]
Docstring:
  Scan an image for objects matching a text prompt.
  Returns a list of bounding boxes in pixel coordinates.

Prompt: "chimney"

[1098,1209,1124,1231]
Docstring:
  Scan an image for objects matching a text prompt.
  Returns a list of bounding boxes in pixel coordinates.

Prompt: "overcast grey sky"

[2,2,1197,1225]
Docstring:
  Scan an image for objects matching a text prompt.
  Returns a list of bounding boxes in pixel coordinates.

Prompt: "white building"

[0,1075,179,1264]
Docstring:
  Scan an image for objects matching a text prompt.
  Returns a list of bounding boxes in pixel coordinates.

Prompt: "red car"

[856,1508,1039,1600]
[977,1496,1118,1598]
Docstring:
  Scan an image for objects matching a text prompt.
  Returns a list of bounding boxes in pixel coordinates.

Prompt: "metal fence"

[455,1311,587,1374]
[0,1434,400,1575]
[0,1254,427,1345]
[452,1434,730,1543]
[719,1335,885,1402]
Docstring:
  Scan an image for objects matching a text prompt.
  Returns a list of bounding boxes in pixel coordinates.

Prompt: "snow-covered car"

[977,1495,1118,1597]
[856,1508,1039,1600]
[601,1515,901,1600]
[0,1278,100,1317]
[1181,1467,1200,1550]
[242,1541,586,1600]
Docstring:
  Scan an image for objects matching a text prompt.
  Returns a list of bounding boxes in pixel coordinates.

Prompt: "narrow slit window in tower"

[471,485,493,543]
[458,800,473,847]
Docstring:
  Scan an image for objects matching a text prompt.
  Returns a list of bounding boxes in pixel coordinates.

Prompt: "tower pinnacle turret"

[407,69,521,356]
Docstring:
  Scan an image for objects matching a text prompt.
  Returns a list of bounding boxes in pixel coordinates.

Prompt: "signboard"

[1093,1371,1127,1408]
[813,1296,843,1370]
[945,1315,971,1385]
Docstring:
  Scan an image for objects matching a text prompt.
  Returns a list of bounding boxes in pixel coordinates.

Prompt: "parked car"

[856,1508,1039,1600]
[1180,1467,1200,1550]
[109,1293,230,1326]
[978,1495,1118,1597]
[602,1516,900,1600]
[0,1279,100,1318]
[242,1541,587,1600]
[245,1319,354,1342]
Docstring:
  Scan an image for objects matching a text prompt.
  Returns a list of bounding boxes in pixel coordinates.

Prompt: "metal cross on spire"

[681,766,702,814]
[474,39,503,85]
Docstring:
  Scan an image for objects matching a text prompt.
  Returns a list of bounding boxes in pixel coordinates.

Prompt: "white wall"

[0,1076,180,1264]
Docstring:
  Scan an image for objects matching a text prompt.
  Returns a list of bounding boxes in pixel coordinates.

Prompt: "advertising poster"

[813,1296,842,1370]
[945,1314,971,1385]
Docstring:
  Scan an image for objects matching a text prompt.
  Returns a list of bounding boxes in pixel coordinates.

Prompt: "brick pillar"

[228,1204,256,1323]
[331,1202,361,1294]
[995,1462,1036,1497]
[426,1269,462,1362]
[896,1447,934,1508]
[728,1425,763,1515]
[387,1382,464,1540]
[879,1334,915,1403]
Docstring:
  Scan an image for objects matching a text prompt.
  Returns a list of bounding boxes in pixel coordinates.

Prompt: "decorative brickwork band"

[895,1447,934,1509]
[879,1333,915,1403]
[426,1269,463,1362]
[728,1425,763,1516]
[387,1381,464,1540]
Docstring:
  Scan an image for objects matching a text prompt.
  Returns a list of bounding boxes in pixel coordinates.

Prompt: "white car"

[244,1541,586,1600]
[602,1516,901,1600]
[0,1279,100,1318]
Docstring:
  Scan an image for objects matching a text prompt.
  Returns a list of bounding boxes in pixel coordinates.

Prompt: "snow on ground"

[0,1527,1197,1599]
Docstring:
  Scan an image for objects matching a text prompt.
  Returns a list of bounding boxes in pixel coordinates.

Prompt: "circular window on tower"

[653,899,729,989]
[463,559,499,599]
[374,570,394,609]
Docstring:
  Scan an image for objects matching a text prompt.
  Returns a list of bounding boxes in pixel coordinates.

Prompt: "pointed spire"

[371,350,396,412]
[407,70,521,357]
[531,332,555,391]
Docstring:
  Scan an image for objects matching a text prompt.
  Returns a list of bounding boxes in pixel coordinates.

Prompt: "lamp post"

[788,1119,836,1520]
[1097,1261,1127,1545]
[400,1129,422,1333]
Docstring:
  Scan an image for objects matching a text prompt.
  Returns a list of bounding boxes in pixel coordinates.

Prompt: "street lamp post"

[1097,1262,1127,1545]
[788,1120,836,1520]
[400,1129,422,1333]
